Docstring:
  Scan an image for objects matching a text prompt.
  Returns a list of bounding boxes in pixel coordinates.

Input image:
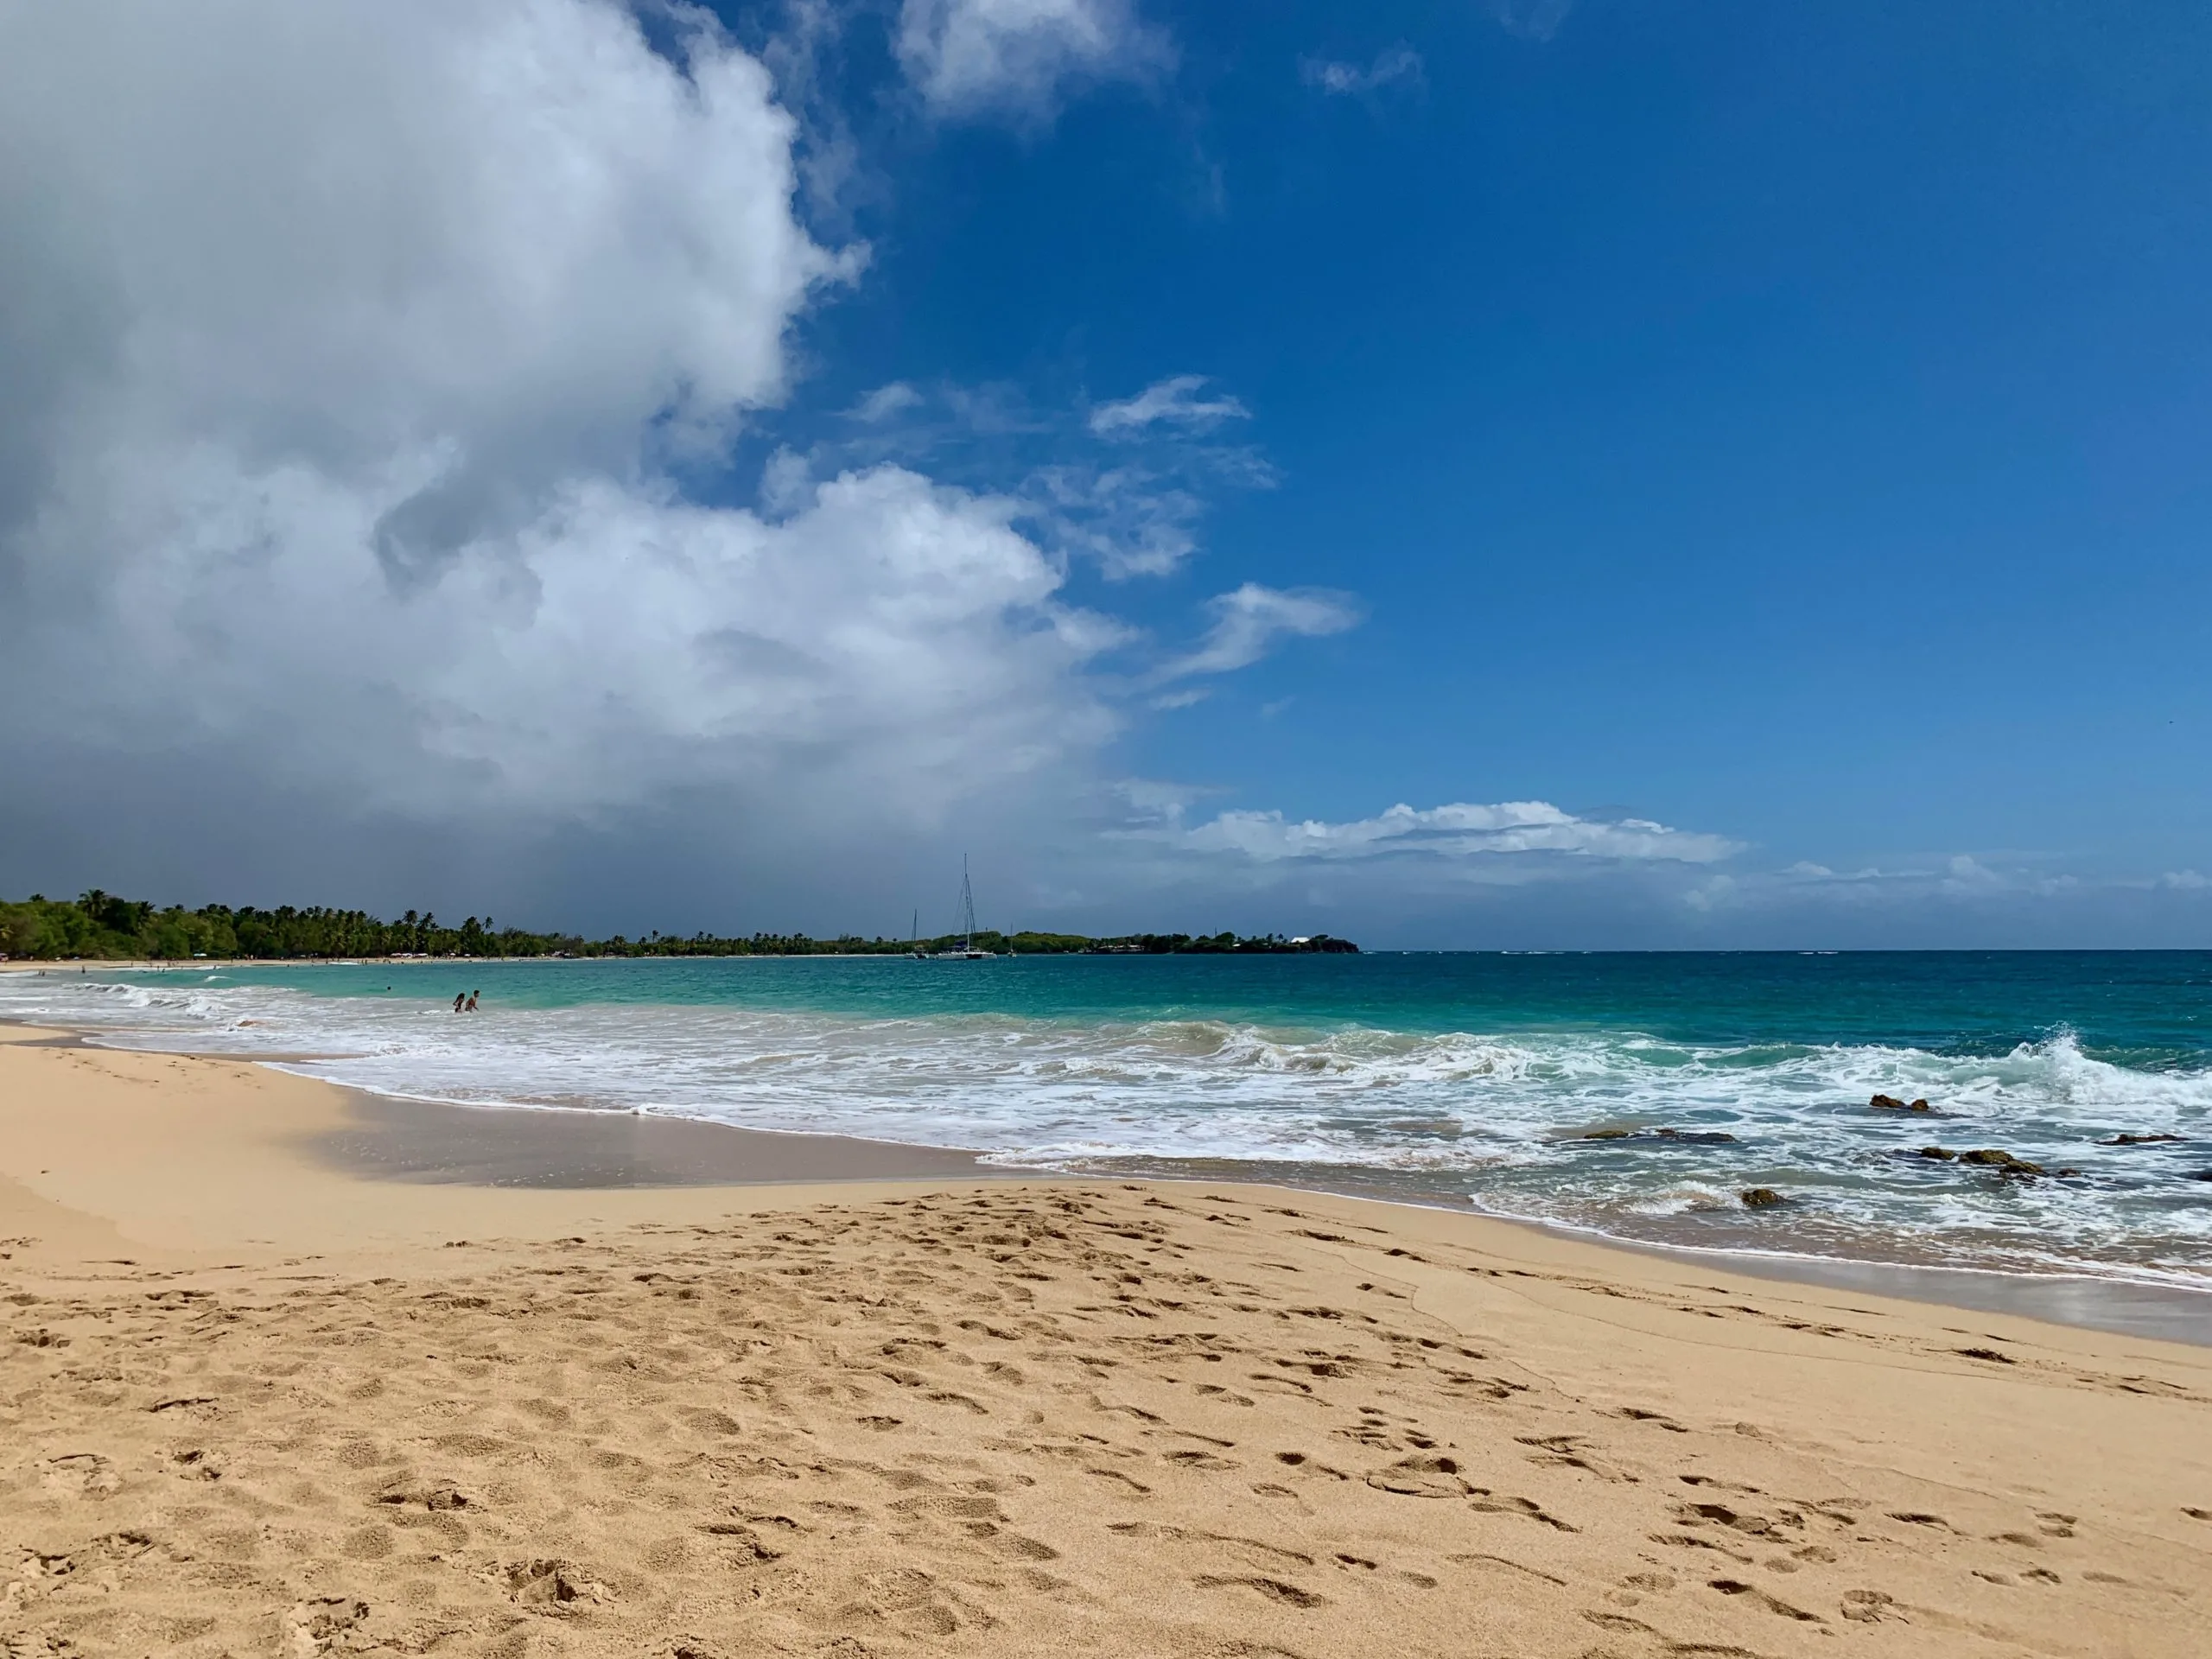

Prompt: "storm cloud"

[0,2,1133,921]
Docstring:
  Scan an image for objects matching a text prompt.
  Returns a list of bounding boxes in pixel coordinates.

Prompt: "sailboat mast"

[960,855,976,950]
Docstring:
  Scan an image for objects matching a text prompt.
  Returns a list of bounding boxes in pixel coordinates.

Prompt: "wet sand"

[4,1027,2211,1656]
[1628,1234,2212,1347]
[315,1090,997,1187]
[307,1097,2210,1344]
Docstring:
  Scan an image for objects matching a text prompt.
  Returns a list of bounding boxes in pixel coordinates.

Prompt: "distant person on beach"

[465,990,480,1012]
[453,992,466,1013]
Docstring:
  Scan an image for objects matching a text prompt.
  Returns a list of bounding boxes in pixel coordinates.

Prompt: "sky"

[1,0,2208,948]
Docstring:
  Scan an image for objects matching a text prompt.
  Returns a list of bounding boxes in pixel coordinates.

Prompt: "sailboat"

[916,857,998,960]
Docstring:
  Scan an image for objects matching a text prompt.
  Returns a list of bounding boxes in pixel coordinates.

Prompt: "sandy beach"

[3,1026,2209,1656]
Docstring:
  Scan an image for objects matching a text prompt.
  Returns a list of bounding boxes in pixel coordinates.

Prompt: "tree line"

[0,890,1359,962]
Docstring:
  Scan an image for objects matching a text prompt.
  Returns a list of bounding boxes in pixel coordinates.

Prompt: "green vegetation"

[0,890,1358,962]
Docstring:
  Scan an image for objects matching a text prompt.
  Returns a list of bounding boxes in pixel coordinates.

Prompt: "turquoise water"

[8,951,2209,1286]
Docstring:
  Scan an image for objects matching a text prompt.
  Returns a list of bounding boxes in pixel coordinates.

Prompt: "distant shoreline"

[0,950,1359,971]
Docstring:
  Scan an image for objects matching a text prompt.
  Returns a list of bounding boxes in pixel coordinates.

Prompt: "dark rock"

[2102,1133,2183,1146]
[2055,1168,2081,1178]
[1959,1148,2044,1177]
[1916,1147,1956,1160]
[1653,1128,1738,1145]
[1909,1098,1932,1112]
[2193,1171,2212,1182]
[1870,1095,1934,1112]
[1739,1188,1784,1208]
[1582,1128,1635,1141]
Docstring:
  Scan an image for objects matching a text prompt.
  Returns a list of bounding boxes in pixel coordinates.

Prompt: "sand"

[3,1027,2209,1656]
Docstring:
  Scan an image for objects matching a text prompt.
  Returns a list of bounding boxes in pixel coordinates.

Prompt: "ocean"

[4,951,2209,1291]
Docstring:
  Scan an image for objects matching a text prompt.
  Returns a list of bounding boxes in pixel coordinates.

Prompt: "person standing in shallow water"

[452,992,465,1013]
[465,990,480,1012]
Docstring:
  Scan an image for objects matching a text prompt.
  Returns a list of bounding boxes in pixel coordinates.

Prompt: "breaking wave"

[3,963,2208,1287]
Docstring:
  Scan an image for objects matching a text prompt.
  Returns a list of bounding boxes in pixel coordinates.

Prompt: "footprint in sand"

[1364,1452,1466,1497]
[1163,1449,1239,1471]
[1085,1467,1152,1495]
[1468,1491,1578,1532]
[1840,1588,1902,1623]
[1675,1500,1800,1541]
[170,1447,223,1481]
[1649,1530,1754,1565]
[1709,1578,1823,1621]
[1192,1574,1327,1609]
[41,1452,120,1498]
[285,1596,368,1656]
[505,1558,607,1609]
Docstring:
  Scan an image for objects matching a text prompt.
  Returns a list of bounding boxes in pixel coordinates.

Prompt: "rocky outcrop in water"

[1739,1187,1783,1207]
[1871,1094,1934,1112]
[1910,1145,2080,1178]
[2101,1133,2183,1145]
[1958,1148,2045,1177]
[1580,1127,1738,1145]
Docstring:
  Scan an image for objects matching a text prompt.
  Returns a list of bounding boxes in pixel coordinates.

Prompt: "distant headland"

[0,889,1358,963]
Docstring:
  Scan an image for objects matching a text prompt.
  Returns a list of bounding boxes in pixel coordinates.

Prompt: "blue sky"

[2,1,2207,944]
[758,0,2212,939]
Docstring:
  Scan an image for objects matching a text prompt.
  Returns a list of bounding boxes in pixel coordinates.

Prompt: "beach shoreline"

[4,1025,2210,1655]
[7,1008,2209,1345]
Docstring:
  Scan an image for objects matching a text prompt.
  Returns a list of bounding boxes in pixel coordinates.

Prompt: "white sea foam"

[3,968,2207,1286]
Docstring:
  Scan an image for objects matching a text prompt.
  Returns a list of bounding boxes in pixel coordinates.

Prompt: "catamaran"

[915,858,997,959]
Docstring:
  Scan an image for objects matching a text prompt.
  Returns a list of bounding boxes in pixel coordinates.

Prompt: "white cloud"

[1489,0,1576,42]
[1157,584,1362,680]
[0,1,842,573]
[2161,869,2209,890]
[1028,463,1205,578]
[1683,853,2130,915]
[1089,374,1250,435]
[0,0,1131,843]
[35,459,1120,820]
[896,0,1170,121]
[1942,854,2006,894]
[1300,46,1422,97]
[1148,688,1210,711]
[814,374,1273,579]
[1171,800,1744,865]
[846,381,925,423]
